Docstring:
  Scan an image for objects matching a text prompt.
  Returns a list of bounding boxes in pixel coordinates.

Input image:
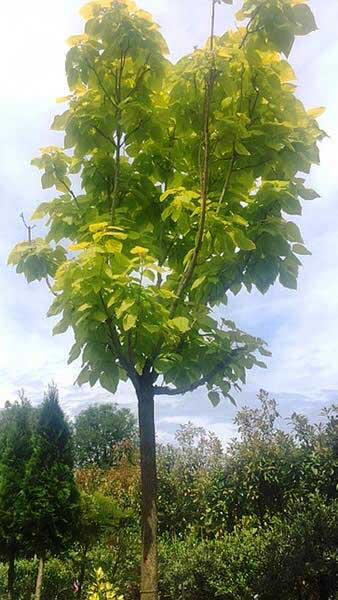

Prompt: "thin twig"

[55,177,80,210]
[20,213,36,243]
[45,276,60,297]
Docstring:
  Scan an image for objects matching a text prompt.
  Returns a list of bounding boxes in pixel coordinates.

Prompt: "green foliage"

[21,385,80,558]
[0,558,75,600]
[157,423,225,537]
[158,497,338,600]
[78,491,127,549]
[0,398,34,561]
[73,403,137,468]
[9,0,324,404]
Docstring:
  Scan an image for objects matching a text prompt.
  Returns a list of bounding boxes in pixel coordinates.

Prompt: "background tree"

[9,0,323,597]
[73,403,137,468]
[21,385,80,600]
[0,398,34,600]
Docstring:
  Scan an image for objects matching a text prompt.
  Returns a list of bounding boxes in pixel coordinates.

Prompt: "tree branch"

[55,177,80,210]
[169,1,217,316]
[216,143,236,214]
[239,8,262,49]
[92,125,117,148]
[85,58,118,111]
[99,292,135,381]
[153,350,239,397]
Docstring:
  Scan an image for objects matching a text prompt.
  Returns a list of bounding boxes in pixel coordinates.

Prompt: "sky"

[1,0,337,444]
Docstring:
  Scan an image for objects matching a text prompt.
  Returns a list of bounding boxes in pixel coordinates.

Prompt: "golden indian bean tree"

[9,0,324,597]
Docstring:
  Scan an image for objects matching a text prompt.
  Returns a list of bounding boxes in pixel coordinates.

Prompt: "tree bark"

[34,556,44,600]
[137,381,158,600]
[7,554,15,600]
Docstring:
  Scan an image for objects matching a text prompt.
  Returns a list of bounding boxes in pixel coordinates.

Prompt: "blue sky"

[1,0,337,443]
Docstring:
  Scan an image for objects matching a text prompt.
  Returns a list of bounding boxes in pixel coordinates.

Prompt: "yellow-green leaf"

[123,313,137,331]
[168,317,190,333]
[191,275,206,290]
[116,299,135,318]
[69,242,90,251]
[232,231,256,251]
[307,107,325,119]
[105,240,123,253]
[67,34,90,47]
[293,243,312,256]
[130,246,149,256]
[89,222,109,233]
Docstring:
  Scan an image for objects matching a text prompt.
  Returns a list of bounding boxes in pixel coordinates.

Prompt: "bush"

[0,558,74,600]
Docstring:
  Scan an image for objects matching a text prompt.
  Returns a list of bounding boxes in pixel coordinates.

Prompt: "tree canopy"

[8,1,324,597]
[21,385,80,559]
[8,0,324,404]
[73,403,137,468]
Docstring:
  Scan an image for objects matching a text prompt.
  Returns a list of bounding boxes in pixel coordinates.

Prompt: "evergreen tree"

[0,398,34,600]
[21,384,80,600]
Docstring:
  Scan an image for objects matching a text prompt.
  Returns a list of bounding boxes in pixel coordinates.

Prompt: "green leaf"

[270,27,295,57]
[232,230,256,251]
[254,359,267,369]
[292,4,318,36]
[51,111,70,131]
[286,222,303,243]
[191,275,206,290]
[235,142,251,156]
[53,318,69,335]
[116,299,135,318]
[41,172,55,189]
[31,202,50,220]
[123,313,137,331]
[92,310,107,322]
[208,391,221,407]
[298,187,320,200]
[279,270,297,290]
[258,347,272,357]
[227,394,237,406]
[168,317,190,333]
[143,269,156,282]
[76,367,90,386]
[293,243,312,256]
[282,196,302,215]
[100,370,118,394]
[68,342,82,364]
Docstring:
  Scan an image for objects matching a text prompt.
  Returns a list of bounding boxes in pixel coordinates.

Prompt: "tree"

[0,399,34,600]
[21,385,80,600]
[74,403,137,468]
[9,1,323,597]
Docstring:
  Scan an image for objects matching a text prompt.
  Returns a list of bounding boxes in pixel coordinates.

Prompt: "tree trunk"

[34,556,44,600]
[77,546,88,600]
[137,382,158,600]
[7,554,15,600]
